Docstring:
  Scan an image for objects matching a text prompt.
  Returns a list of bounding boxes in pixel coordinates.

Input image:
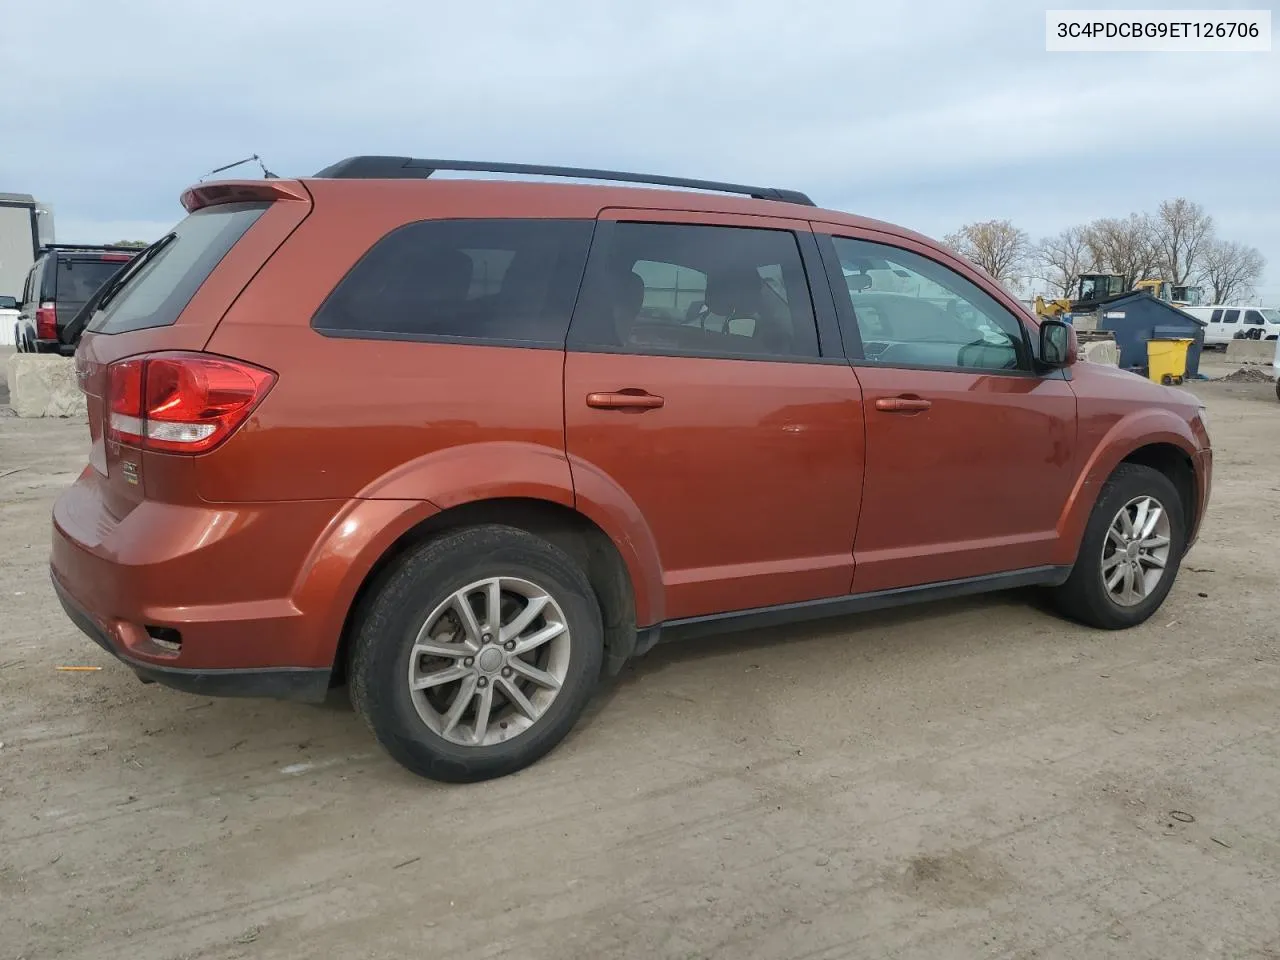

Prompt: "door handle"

[586,391,665,410]
[875,396,932,413]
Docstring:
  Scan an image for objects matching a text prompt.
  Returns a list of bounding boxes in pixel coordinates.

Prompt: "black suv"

[16,245,139,355]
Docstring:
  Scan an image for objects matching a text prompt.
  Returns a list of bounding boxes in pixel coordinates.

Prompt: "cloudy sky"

[3,0,1276,299]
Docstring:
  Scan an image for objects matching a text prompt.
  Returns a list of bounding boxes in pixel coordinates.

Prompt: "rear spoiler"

[181,179,309,213]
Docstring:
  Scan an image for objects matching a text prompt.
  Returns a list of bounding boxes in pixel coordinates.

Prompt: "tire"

[350,524,603,783]
[1051,464,1186,630]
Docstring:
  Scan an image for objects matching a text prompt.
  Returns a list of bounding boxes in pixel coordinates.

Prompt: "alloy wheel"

[406,577,571,746]
[1101,495,1172,607]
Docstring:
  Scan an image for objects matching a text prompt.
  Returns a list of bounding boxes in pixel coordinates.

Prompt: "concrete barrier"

[1224,338,1277,364]
[1080,339,1120,367]
[5,354,87,417]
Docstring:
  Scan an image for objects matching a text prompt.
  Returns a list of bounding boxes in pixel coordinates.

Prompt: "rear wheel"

[350,525,603,782]
[1051,464,1186,629]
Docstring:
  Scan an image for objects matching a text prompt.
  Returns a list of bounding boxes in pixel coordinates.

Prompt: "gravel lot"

[2,373,1278,960]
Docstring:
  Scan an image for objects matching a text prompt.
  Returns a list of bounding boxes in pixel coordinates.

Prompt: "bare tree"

[1152,198,1215,285]
[1084,214,1159,289]
[943,219,1030,286]
[1201,240,1265,304]
[1034,225,1093,297]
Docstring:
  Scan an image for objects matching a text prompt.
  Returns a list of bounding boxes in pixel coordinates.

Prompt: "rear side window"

[567,222,820,360]
[88,202,269,335]
[1222,310,1240,323]
[55,258,128,303]
[312,219,594,346]
[1210,309,1222,322]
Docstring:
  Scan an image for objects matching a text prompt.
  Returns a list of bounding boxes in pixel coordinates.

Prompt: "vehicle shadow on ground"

[110,587,1078,785]
[581,586,1077,726]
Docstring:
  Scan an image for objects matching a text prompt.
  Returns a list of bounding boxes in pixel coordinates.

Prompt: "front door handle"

[586,391,665,410]
[875,396,932,413]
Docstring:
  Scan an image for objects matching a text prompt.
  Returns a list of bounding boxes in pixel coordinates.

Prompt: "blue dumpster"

[1092,293,1207,378]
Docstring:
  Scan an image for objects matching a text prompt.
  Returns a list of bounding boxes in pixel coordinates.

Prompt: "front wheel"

[1051,464,1186,629]
[350,524,604,782]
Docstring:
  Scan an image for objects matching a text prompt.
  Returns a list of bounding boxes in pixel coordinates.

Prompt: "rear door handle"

[875,397,932,413]
[586,391,665,410]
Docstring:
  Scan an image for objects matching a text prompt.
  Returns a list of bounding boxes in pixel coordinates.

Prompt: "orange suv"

[51,157,1212,782]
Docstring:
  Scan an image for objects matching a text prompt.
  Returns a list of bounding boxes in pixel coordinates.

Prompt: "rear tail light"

[36,302,57,340]
[106,352,275,454]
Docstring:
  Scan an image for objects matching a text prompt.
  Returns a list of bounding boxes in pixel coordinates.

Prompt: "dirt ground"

[2,371,1279,960]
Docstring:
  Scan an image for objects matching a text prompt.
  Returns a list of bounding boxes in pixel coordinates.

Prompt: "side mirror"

[1039,319,1076,367]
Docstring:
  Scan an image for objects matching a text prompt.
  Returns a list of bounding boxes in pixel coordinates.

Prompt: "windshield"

[86,202,268,335]
[55,259,128,302]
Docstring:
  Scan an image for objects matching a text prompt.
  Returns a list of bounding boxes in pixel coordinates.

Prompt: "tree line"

[944,199,1266,305]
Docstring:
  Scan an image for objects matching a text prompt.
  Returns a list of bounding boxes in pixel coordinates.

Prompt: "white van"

[1185,305,1280,346]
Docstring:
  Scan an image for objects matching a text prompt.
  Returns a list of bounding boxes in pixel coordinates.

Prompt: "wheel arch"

[1116,442,1197,535]
[1055,411,1201,566]
[330,497,641,686]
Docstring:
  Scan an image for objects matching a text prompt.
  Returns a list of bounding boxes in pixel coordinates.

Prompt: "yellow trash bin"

[1147,338,1192,385]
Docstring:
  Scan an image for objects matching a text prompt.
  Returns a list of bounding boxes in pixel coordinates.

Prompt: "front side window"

[567,222,820,360]
[313,219,593,345]
[1244,310,1265,325]
[827,236,1028,372]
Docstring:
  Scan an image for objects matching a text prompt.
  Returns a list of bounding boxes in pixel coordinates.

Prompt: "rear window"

[87,202,269,335]
[54,258,129,303]
[312,218,594,345]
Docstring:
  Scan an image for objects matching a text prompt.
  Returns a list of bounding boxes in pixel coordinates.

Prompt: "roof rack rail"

[40,243,142,253]
[311,156,816,206]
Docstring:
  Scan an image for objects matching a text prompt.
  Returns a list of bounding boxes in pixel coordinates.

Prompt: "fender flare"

[1053,409,1199,565]
[292,442,666,666]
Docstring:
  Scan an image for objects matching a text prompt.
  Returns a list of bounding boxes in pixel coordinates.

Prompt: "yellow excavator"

[1035,274,1204,320]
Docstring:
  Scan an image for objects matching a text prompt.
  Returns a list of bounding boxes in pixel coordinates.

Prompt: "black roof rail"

[40,243,142,254]
[311,156,816,206]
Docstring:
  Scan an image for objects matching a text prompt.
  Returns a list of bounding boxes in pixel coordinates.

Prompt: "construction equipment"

[1034,274,1127,320]
[1035,274,1204,321]
[1134,280,1204,307]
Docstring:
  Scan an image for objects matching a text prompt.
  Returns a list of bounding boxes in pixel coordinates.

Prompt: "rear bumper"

[53,576,329,701]
[32,337,70,355]
[50,463,438,700]
[49,465,354,694]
